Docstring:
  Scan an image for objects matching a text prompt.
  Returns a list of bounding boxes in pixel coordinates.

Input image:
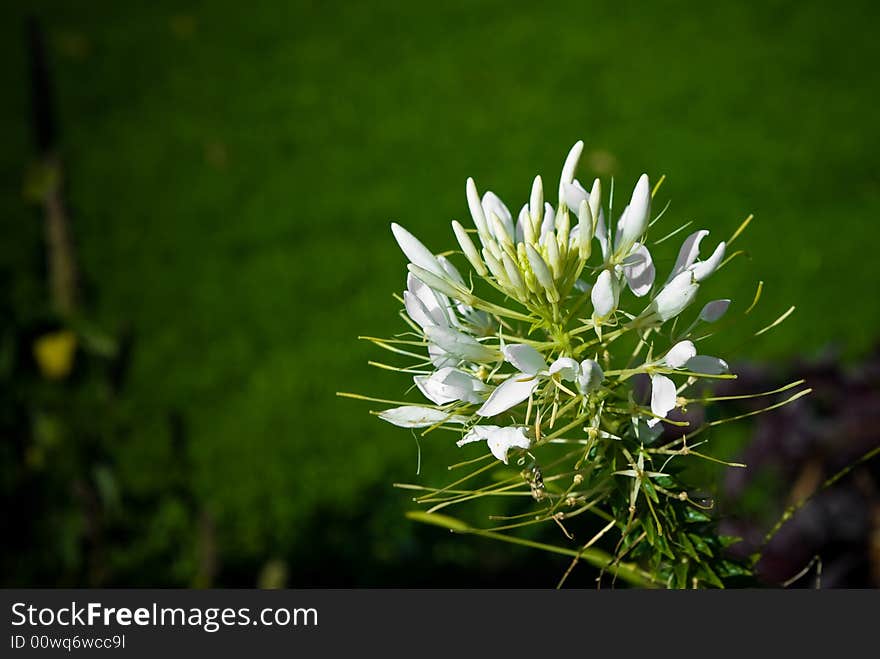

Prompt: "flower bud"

[391,223,445,278]
[525,243,558,301]
[501,252,527,298]
[530,175,544,226]
[558,140,584,206]
[452,220,488,276]
[577,200,594,260]
[591,269,619,318]
[699,299,730,323]
[466,177,492,241]
[577,359,604,394]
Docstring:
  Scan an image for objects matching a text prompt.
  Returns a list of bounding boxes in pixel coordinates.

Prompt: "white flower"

[663,340,698,368]
[548,357,580,381]
[620,243,655,298]
[399,265,492,366]
[477,344,603,417]
[476,344,547,417]
[456,425,531,464]
[424,325,497,363]
[577,359,604,394]
[614,174,651,259]
[414,367,489,405]
[379,406,469,428]
[667,230,726,284]
[640,271,699,323]
[404,273,451,330]
[647,340,731,426]
[481,191,515,243]
[662,340,729,375]
[558,140,584,205]
[650,373,678,423]
[563,179,606,254]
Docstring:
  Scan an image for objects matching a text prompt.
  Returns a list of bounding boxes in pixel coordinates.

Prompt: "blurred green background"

[1,0,878,586]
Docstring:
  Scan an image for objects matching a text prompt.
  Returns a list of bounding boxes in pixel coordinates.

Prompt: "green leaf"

[687,533,714,558]
[716,560,753,578]
[700,564,725,588]
[683,506,712,523]
[674,558,690,589]
[678,532,700,561]
[655,533,676,560]
[718,534,743,548]
[641,477,660,503]
[642,515,657,547]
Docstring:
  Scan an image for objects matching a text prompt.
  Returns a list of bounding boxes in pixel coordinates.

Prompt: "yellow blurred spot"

[33,330,77,380]
[55,31,91,59]
[204,141,229,169]
[170,15,197,39]
[257,559,289,589]
[587,149,618,175]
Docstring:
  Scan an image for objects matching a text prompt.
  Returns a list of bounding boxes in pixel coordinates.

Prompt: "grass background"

[1,0,878,585]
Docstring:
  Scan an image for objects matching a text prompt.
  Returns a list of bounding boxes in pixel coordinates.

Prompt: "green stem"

[407,511,660,588]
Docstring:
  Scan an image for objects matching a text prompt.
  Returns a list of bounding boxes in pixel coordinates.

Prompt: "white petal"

[379,406,468,428]
[591,269,619,318]
[577,359,604,393]
[549,357,579,382]
[668,230,709,282]
[404,291,437,329]
[424,326,497,362]
[617,174,650,254]
[646,271,698,322]
[457,425,531,464]
[503,344,547,375]
[650,374,677,419]
[540,203,555,241]
[699,299,731,323]
[516,204,529,244]
[558,140,584,204]
[415,367,487,405]
[689,241,726,282]
[613,205,629,250]
[408,263,462,301]
[482,191,515,242]
[407,273,449,326]
[391,223,444,278]
[563,180,590,214]
[476,373,539,417]
[428,344,457,368]
[622,243,655,297]
[525,244,555,293]
[451,220,487,276]
[501,252,526,296]
[663,340,697,368]
[466,178,490,238]
[684,355,729,375]
[529,175,544,221]
[437,255,466,287]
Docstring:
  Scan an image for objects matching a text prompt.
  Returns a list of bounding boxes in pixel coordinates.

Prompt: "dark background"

[1,0,878,587]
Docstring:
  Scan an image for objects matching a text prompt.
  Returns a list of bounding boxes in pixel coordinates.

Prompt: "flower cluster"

[382,141,730,463]
[350,141,808,587]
